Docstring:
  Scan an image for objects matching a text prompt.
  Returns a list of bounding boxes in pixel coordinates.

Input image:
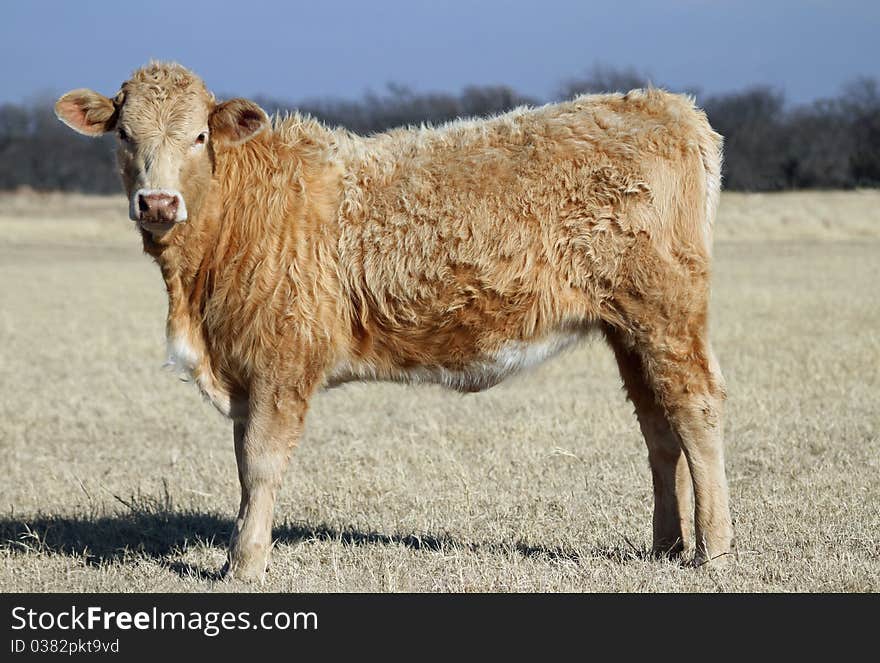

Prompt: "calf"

[55,62,733,580]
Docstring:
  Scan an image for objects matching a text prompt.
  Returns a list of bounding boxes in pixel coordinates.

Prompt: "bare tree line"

[1,66,878,193]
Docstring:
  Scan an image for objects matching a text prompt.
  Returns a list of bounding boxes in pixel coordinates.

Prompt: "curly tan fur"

[55,62,733,580]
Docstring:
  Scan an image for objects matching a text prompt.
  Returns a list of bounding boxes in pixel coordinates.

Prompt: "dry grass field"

[0,190,878,592]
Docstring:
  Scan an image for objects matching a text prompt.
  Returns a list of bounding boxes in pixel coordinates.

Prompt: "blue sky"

[1,0,877,104]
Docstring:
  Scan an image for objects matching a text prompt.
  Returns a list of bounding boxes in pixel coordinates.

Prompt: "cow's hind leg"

[605,325,694,557]
[628,314,734,566]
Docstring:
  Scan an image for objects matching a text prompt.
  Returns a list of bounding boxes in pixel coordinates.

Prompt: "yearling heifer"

[55,62,732,580]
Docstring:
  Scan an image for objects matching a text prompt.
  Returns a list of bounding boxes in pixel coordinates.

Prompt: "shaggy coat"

[55,63,732,580]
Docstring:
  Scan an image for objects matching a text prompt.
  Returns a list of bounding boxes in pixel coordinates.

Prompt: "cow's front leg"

[226,392,307,581]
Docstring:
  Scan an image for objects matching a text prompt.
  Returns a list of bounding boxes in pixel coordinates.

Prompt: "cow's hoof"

[651,538,688,560]
[223,555,268,582]
[693,549,734,568]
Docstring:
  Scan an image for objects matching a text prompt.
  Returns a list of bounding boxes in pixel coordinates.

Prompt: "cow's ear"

[209,98,270,146]
[55,89,119,136]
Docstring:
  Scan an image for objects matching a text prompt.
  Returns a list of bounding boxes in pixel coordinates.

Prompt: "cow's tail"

[695,110,724,238]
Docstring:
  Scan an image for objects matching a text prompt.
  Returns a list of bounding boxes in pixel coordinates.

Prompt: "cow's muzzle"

[131,189,188,224]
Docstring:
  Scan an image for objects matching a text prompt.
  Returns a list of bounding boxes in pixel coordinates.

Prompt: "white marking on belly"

[491,333,582,375]
[326,330,584,393]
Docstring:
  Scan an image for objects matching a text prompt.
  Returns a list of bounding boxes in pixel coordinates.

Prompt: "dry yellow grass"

[0,190,878,592]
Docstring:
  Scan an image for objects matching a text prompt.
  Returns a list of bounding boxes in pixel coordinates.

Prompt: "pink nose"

[137,192,179,223]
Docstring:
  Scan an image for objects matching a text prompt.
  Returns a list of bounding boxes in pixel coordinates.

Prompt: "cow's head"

[55,62,269,233]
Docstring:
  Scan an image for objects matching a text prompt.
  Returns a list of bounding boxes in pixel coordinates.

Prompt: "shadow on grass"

[0,500,652,580]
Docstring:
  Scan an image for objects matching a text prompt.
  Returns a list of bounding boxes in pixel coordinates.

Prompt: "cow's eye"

[194,132,207,146]
[118,127,130,143]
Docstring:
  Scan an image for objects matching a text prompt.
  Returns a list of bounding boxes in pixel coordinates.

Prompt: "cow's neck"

[139,182,224,352]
